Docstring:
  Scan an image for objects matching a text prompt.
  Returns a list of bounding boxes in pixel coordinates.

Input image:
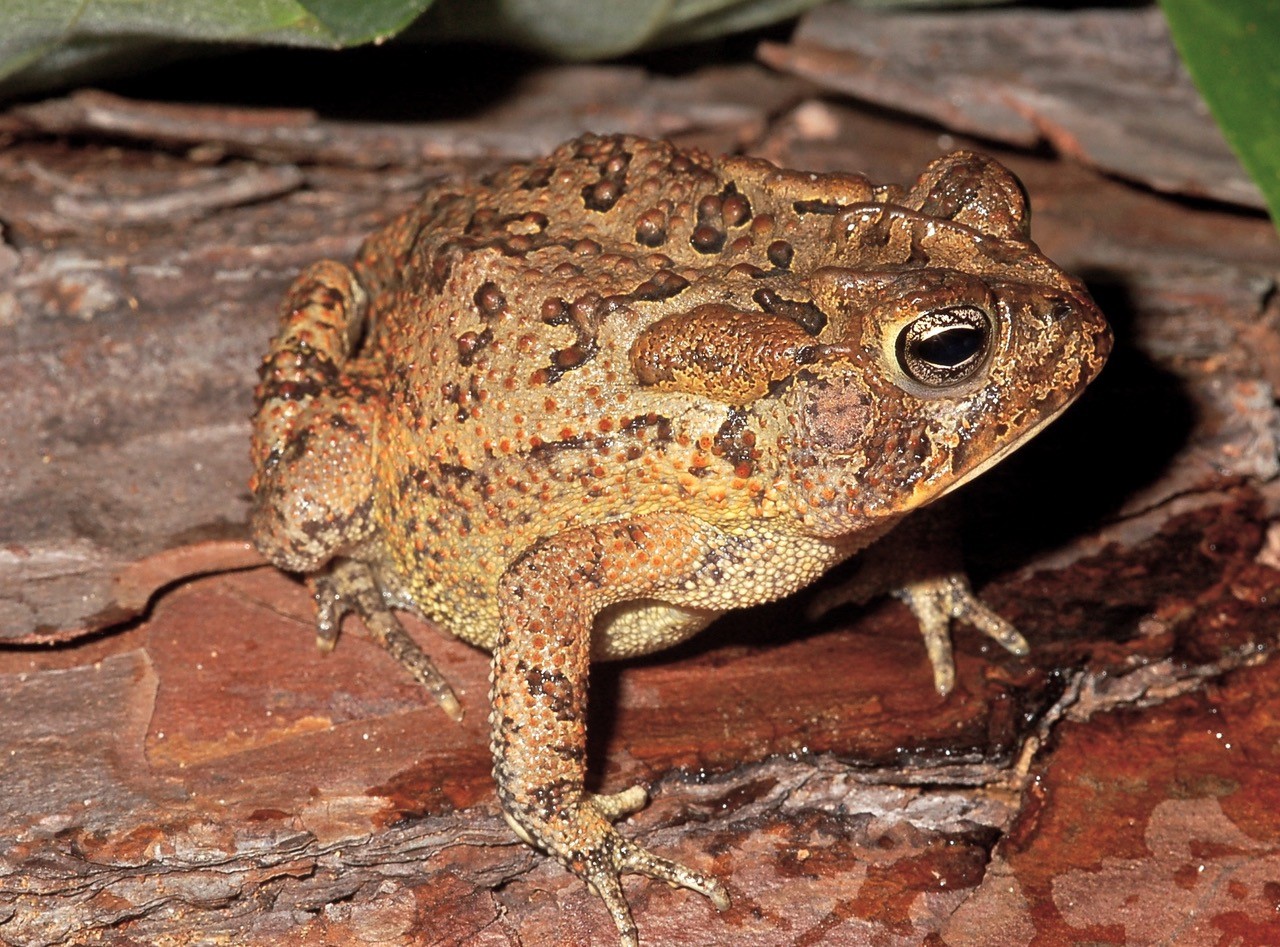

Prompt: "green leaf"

[0,0,440,95]
[1159,0,1280,227]
[297,0,433,44]
[408,0,824,60]
[3,0,996,99]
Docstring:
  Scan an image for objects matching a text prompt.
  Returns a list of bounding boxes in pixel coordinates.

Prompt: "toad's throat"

[932,400,1074,502]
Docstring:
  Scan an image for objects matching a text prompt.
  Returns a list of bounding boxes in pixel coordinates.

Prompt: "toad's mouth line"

[932,399,1074,502]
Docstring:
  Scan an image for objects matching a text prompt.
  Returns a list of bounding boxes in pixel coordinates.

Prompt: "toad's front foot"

[895,572,1029,695]
[311,557,463,721]
[503,787,729,947]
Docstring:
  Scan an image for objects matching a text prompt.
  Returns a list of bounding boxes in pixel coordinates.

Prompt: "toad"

[250,134,1110,945]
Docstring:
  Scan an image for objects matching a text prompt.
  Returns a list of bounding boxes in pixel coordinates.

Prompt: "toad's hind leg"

[314,558,463,722]
[250,260,376,573]
[493,516,731,947]
[249,263,462,721]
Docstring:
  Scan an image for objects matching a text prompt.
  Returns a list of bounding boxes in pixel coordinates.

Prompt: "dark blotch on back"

[714,407,758,477]
[582,145,632,213]
[793,199,843,216]
[631,270,690,302]
[752,288,828,336]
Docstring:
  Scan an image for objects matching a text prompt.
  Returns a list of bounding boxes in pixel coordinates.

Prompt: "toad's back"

[347,136,887,640]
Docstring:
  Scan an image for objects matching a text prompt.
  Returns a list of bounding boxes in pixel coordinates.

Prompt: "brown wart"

[906,151,1029,239]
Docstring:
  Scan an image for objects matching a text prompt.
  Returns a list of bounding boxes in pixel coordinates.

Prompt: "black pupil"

[913,326,983,367]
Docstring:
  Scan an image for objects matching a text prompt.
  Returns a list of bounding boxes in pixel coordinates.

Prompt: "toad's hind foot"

[503,791,729,947]
[589,785,728,912]
[311,558,464,722]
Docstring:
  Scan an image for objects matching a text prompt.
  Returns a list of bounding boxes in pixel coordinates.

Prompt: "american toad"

[250,134,1110,944]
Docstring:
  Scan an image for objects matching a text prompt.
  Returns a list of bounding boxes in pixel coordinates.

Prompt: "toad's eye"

[896,306,992,387]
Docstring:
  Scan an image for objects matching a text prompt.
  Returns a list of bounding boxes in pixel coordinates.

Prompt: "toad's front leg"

[492,516,730,947]
[806,510,1028,695]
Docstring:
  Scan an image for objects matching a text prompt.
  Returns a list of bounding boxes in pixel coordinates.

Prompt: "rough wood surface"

[2,15,1279,946]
